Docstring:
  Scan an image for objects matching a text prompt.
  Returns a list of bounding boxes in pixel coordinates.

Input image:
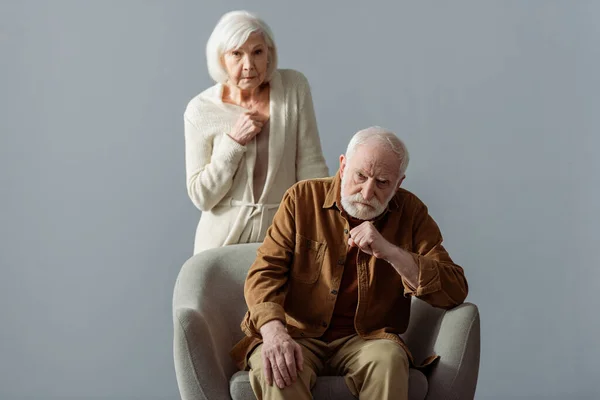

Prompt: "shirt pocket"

[292,233,326,284]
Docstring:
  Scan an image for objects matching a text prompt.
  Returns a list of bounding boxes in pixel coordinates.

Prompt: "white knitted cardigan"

[183,69,329,254]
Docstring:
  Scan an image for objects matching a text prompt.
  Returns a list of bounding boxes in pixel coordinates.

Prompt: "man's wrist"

[384,244,411,276]
[259,319,286,336]
[382,243,401,265]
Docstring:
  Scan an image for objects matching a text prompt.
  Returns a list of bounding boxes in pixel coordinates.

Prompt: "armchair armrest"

[173,244,259,400]
[174,307,232,400]
[425,302,481,400]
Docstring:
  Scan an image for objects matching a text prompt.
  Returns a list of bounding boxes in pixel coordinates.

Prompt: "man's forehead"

[350,146,400,175]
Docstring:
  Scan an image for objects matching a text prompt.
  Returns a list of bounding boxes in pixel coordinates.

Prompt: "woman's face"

[222,32,269,91]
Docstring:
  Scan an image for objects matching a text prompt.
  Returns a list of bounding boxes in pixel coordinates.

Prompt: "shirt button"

[300,332,305,337]
[344,229,349,234]
[321,321,328,328]
[331,289,338,295]
[337,259,345,265]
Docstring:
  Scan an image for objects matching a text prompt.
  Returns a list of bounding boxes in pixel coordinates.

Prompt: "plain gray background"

[1,0,599,399]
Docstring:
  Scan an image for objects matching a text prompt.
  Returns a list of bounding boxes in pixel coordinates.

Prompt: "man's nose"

[362,181,375,201]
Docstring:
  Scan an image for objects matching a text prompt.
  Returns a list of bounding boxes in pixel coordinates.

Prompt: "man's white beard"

[340,173,389,220]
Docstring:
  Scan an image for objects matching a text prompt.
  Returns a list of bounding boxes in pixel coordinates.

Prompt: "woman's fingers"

[246,110,262,119]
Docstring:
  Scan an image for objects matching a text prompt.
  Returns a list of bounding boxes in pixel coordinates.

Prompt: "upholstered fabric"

[173,243,480,400]
[229,369,429,400]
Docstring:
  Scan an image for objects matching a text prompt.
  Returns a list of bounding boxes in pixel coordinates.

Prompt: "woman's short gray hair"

[206,10,278,84]
[346,126,410,177]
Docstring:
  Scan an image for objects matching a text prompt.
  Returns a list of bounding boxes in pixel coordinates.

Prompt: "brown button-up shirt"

[320,212,376,342]
[231,171,468,369]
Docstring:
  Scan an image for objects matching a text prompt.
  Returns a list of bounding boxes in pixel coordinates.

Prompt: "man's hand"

[259,320,304,389]
[348,221,394,259]
[349,221,420,286]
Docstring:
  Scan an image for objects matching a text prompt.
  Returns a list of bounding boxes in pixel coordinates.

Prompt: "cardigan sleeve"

[294,72,330,181]
[183,113,247,212]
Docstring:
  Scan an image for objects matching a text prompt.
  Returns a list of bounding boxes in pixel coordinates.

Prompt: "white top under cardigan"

[183,69,330,254]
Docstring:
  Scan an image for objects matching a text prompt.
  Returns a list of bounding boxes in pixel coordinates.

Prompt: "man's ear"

[398,175,406,188]
[339,154,346,179]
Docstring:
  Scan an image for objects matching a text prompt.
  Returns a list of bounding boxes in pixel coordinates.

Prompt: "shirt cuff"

[243,302,286,337]
[402,253,442,297]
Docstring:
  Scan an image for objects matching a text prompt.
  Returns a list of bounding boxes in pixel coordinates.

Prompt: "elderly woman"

[184,10,329,254]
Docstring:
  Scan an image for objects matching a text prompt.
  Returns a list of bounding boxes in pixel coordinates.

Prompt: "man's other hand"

[259,320,304,389]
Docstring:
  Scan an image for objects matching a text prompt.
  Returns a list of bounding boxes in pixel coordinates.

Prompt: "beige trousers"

[248,334,409,400]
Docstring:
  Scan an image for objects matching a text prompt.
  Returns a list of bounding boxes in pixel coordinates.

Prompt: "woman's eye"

[255,49,263,55]
[231,51,241,56]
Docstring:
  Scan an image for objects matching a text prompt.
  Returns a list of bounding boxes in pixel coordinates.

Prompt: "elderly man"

[231,127,468,400]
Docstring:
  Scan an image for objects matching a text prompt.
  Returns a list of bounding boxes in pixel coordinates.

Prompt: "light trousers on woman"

[248,334,409,400]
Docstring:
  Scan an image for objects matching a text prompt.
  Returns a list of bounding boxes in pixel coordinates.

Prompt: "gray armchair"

[173,243,480,400]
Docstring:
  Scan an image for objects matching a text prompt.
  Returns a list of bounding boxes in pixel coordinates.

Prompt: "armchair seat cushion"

[229,369,428,400]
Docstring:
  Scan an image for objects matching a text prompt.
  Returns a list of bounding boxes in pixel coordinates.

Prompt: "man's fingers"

[360,238,374,254]
[283,345,297,381]
[271,360,285,389]
[262,352,273,386]
[294,344,304,372]
[349,234,374,255]
[275,352,292,387]
[362,244,374,255]
[352,234,366,249]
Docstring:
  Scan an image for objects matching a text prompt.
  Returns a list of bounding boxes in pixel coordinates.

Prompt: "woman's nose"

[243,56,255,70]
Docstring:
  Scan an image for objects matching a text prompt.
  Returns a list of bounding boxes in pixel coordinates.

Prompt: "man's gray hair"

[206,10,278,84]
[346,126,410,176]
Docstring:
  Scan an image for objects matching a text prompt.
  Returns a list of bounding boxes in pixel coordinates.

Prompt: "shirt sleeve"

[241,188,297,337]
[400,200,469,309]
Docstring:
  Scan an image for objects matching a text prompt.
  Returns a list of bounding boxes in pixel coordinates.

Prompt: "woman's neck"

[223,83,268,108]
